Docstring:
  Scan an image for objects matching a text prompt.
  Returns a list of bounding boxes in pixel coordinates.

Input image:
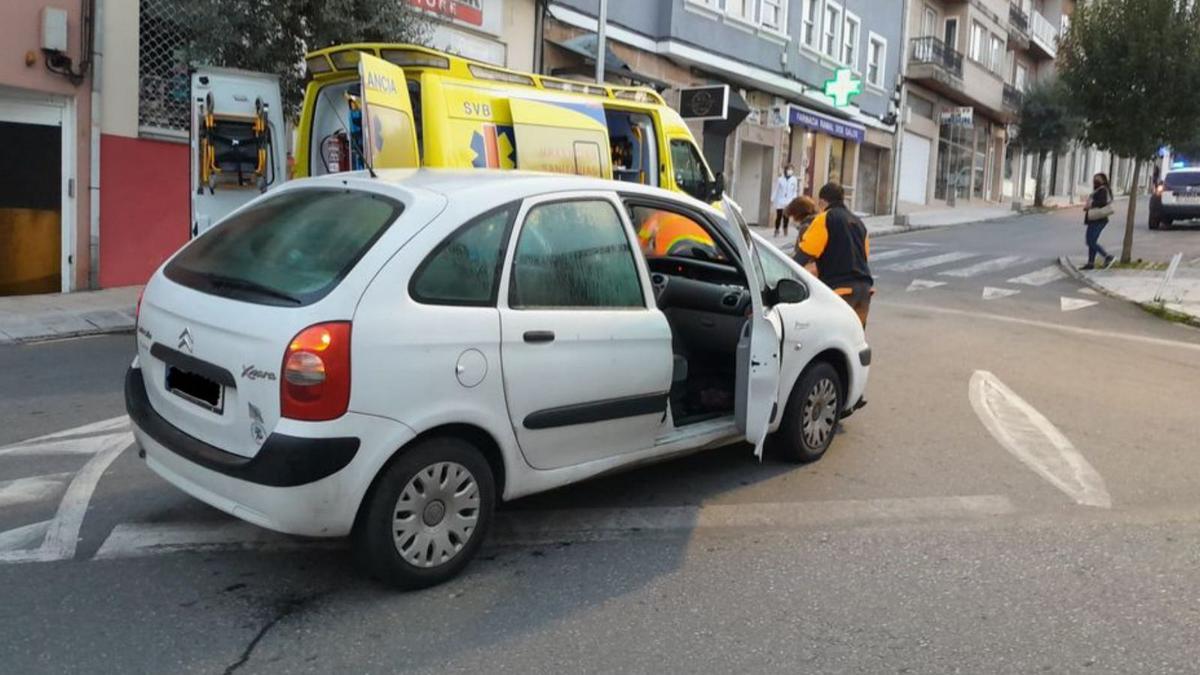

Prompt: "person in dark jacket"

[794,183,873,327]
[1083,173,1115,270]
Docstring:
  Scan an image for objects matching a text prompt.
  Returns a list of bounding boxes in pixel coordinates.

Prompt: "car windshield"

[1164,172,1200,189]
[165,189,402,306]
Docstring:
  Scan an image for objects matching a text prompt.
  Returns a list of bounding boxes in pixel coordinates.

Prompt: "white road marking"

[878,301,1200,353]
[969,371,1111,508]
[0,415,131,458]
[982,287,1021,300]
[0,432,132,564]
[1078,287,1100,296]
[0,473,71,509]
[1008,265,1067,286]
[1061,297,1099,312]
[868,248,921,262]
[940,256,1032,278]
[907,279,947,292]
[92,495,1017,560]
[886,251,979,272]
[0,520,51,553]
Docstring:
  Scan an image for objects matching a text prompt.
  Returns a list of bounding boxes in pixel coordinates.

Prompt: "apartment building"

[543,0,904,223]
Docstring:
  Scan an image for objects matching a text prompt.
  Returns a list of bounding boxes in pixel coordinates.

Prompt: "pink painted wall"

[98,134,190,288]
[0,0,94,290]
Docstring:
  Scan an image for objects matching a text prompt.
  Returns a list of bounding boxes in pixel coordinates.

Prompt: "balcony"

[909,36,963,81]
[1008,4,1031,49]
[1030,9,1058,59]
[1003,83,1024,112]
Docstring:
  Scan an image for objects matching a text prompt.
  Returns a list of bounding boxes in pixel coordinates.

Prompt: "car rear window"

[1165,172,1200,189]
[165,189,402,306]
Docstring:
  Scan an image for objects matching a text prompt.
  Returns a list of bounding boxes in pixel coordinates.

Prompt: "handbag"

[1085,188,1114,221]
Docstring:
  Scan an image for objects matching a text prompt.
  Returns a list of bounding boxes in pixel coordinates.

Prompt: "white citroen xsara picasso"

[126,170,870,588]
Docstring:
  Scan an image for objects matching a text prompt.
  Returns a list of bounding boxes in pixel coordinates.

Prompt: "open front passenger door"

[724,197,782,458]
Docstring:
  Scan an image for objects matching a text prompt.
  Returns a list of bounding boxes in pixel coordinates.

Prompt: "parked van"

[295,43,725,203]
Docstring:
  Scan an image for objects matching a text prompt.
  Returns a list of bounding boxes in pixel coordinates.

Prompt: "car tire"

[768,361,844,463]
[354,436,495,590]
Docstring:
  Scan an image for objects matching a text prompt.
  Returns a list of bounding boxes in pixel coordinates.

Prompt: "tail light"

[281,322,351,421]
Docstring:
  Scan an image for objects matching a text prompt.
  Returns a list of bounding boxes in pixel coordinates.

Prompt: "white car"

[126,170,870,588]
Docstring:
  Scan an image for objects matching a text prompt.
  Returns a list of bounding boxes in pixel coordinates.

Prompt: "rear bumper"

[125,367,415,537]
[1154,203,1200,219]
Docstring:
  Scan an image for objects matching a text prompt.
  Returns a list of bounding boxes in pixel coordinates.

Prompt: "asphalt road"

[2,206,1199,673]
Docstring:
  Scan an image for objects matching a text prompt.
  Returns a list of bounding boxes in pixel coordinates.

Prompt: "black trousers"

[774,209,787,233]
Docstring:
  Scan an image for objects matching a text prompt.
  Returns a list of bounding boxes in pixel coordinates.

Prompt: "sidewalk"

[1060,257,1200,326]
[761,204,1018,250]
[0,286,140,344]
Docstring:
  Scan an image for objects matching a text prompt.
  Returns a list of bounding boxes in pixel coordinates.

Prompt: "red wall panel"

[99,135,189,288]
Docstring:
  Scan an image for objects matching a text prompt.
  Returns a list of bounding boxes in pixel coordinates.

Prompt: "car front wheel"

[355,437,495,590]
[769,361,844,463]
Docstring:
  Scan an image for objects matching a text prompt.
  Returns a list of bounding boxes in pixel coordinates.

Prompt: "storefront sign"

[678,85,730,121]
[408,0,487,30]
[940,106,974,127]
[787,105,865,143]
[822,68,862,108]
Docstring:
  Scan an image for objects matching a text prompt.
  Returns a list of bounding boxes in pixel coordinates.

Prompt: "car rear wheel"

[769,362,844,463]
[355,437,495,590]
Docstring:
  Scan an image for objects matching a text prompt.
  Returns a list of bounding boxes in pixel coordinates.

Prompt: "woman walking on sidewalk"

[1083,173,1116,270]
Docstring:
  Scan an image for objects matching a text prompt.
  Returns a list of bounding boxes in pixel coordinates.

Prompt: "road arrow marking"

[907,279,947,292]
[982,286,1020,300]
[969,370,1110,508]
[1009,265,1067,286]
[1061,297,1098,312]
[0,473,72,509]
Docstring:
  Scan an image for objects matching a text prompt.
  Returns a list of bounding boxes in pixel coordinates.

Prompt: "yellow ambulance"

[295,43,724,203]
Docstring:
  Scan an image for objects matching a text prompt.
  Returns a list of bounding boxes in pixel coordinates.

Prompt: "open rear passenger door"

[357,53,420,169]
[724,197,782,458]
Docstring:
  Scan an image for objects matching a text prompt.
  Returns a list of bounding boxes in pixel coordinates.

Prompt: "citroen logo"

[178,328,194,354]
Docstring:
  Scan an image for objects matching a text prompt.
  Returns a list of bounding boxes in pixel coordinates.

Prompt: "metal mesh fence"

[138,0,189,137]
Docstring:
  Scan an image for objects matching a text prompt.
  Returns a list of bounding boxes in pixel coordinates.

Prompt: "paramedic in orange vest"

[794,183,874,327]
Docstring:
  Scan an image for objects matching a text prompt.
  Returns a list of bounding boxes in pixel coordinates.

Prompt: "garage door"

[899,132,930,205]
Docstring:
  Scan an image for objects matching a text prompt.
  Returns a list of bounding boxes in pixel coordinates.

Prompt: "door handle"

[523,330,555,343]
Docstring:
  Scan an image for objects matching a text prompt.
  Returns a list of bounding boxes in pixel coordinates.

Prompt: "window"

[801,0,819,47]
[165,190,402,306]
[907,94,935,120]
[756,243,803,290]
[842,12,860,67]
[866,33,886,87]
[760,0,785,32]
[1015,63,1028,91]
[411,205,516,306]
[669,139,712,202]
[822,1,842,58]
[509,200,644,309]
[969,22,986,62]
[726,0,755,22]
[990,35,1005,73]
[629,206,727,263]
[943,18,958,50]
[922,6,938,37]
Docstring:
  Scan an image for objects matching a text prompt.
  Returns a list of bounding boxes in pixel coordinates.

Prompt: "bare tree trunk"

[1121,160,1140,264]
[1034,150,1046,207]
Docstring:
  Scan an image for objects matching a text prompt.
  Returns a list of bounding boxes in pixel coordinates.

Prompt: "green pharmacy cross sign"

[823,68,862,108]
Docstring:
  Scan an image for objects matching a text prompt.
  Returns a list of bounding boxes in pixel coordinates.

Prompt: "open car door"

[508,97,612,179]
[357,53,420,169]
[725,197,782,459]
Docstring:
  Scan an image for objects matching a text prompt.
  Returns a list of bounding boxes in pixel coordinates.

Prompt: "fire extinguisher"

[321,132,350,173]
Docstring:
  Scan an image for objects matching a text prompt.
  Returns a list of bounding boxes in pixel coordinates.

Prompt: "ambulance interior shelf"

[197,92,278,193]
[316,80,424,173]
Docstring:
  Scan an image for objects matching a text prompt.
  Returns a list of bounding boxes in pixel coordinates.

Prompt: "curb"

[2,324,136,346]
[1058,256,1200,329]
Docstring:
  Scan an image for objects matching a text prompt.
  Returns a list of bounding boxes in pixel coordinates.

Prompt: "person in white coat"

[771,164,800,236]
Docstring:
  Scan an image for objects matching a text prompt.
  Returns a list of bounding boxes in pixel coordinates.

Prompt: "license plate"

[166,365,224,413]
[1177,195,1200,203]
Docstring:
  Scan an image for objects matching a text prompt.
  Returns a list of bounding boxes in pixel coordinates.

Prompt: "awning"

[548,34,673,92]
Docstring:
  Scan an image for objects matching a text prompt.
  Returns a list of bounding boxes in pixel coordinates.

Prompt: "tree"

[1057,0,1200,262]
[170,0,429,116]
[1012,79,1078,208]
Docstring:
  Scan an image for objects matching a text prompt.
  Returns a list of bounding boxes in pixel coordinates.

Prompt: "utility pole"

[890,0,911,220]
[595,0,608,85]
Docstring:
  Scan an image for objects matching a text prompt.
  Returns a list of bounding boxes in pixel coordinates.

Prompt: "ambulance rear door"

[507,97,612,179]
[357,53,420,169]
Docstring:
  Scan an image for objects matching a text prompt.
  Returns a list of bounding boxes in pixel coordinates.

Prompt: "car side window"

[410,205,516,306]
[757,241,804,290]
[510,200,644,309]
[628,205,728,263]
[669,139,709,201]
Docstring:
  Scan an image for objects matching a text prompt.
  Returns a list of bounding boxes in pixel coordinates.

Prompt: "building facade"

[544,0,904,224]
[0,0,95,296]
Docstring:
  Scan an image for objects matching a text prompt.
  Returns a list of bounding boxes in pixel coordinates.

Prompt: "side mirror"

[706,172,726,202]
[770,278,808,305]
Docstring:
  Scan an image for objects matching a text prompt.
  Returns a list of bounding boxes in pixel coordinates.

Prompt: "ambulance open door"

[357,53,420,170]
[507,98,612,179]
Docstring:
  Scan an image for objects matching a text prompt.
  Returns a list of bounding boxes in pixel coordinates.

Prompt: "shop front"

[780,105,866,210]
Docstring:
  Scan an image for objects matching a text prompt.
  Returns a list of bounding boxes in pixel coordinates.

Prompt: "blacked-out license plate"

[165,366,224,413]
